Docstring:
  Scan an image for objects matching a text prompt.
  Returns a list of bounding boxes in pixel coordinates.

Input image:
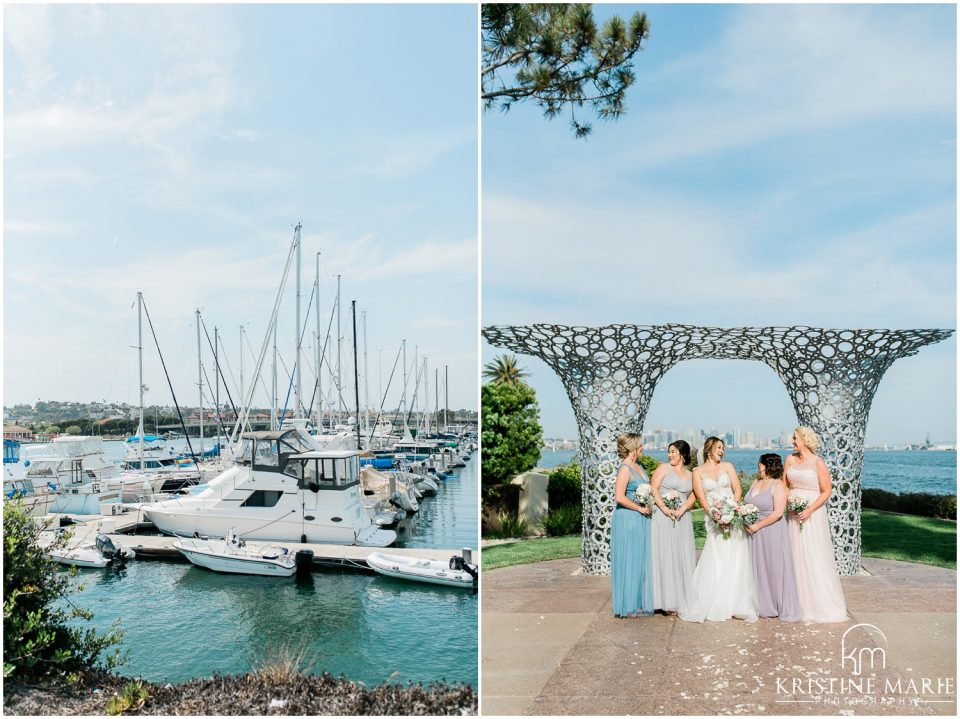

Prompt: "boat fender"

[300,533,307,544]
[295,549,314,577]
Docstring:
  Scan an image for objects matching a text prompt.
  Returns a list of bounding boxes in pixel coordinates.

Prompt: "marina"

[39,445,480,687]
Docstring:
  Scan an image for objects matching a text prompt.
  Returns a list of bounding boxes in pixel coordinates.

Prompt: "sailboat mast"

[239,324,245,414]
[413,344,418,434]
[402,339,407,422]
[444,364,449,432]
[214,326,219,434]
[352,300,361,449]
[424,356,430,435]
[138,291,144,468]
[294,222,303,421]
[271,320,278,430]
[336,274,342,424]
[315,251,322,430]
[197,309,203,456]
[362,309,369,434]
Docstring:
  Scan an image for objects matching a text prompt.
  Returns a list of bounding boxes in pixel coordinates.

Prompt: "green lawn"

[482,509,956,570]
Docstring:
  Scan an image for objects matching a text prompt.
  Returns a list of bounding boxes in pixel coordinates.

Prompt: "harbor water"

[53,441,478,687]
[539,448,957,495]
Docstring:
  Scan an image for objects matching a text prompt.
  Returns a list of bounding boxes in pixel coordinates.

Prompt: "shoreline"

[3,669,477,716]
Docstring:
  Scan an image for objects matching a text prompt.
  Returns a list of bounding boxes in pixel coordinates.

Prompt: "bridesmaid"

[744,453,801,621]
[784,427,849,623]
[611,432,654,617]
[650,439,696,614]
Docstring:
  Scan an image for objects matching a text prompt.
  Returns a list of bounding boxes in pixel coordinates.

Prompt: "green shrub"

[547,463,582,510]
[538,504,582,537]
[3,499,125,680]
[638,454,660,476]
[861,489,957,520]
[106,679,148,715]
[487,511,529,539]
[937,495,957,520]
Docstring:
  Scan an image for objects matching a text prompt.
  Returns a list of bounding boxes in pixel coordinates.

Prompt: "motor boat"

[48,533,135,568]
[360,465,419,513]
[173,530,297,577]
[366,551,478,589]
[142,429,396,547]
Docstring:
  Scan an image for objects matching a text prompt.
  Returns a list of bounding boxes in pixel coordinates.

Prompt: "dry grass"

[253,640,317,683]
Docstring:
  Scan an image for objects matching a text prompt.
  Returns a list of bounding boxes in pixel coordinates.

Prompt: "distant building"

[3,424,33,441]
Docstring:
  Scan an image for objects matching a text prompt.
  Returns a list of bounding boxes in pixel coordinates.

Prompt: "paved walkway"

[482,557,956,716]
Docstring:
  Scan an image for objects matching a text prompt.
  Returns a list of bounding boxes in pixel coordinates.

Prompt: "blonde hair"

[616,432,643,459]
[794,426,819,452]
[702,436,724,462]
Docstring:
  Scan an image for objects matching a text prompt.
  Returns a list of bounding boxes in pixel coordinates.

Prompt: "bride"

[679,436,758,623]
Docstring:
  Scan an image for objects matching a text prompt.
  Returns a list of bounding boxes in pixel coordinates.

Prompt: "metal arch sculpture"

[482,324,953,576]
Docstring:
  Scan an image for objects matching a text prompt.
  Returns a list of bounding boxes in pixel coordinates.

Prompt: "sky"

[482,3,957,445]
[3,4,478,416]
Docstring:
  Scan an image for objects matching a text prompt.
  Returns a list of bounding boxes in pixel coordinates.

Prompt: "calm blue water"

[539,448,957,495]
[54,444,478,687]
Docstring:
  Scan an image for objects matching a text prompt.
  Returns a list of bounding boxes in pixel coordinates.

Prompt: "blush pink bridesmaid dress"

[785,457,849,623]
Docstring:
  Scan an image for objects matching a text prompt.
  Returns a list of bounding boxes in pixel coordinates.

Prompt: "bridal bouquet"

[662,490,683,525]
[733,502,760,530]
[787,495,809,531]
[633,484,653,509]
[708,496,738,539]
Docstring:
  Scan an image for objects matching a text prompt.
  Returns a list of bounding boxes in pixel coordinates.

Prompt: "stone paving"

[481,557,956,716]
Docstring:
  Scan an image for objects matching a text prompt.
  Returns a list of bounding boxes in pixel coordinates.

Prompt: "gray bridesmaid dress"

[651,466,697,613]
[747,482,801,621]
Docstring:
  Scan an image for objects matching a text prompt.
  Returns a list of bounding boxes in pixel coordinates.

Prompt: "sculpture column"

[755,327,952,575]
[483,324,685,574]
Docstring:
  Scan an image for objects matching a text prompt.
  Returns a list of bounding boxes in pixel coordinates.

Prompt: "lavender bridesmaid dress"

[747,482,801,622]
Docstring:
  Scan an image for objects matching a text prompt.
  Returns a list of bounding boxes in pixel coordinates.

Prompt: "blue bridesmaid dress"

[611,462,654,616]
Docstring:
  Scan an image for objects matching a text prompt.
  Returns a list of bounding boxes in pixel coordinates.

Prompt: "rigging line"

[405,358,426,428]
[308,282,340,423]
[366,341,404,446]
[139,295,199,466]
[231,229,298,443]
[199,360,231,443]
[277,280,319,426]
[236,509,299,540]
[103,301,137,401]
[199,315,239,423]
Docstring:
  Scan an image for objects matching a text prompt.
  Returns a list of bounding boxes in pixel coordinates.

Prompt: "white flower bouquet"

[662,490,683,525]
[633,484,653,509]
[733,502,760,530]
[708,496,738,539]
[787,495,809,531]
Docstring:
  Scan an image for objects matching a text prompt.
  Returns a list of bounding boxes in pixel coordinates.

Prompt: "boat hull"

[173,540,297,577]
[366,551,474,589]
[145,508,396,547]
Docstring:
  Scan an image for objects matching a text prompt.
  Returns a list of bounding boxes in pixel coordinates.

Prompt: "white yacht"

[141,429,396,547]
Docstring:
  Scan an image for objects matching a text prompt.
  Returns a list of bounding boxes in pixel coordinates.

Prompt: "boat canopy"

[126,434,164,443]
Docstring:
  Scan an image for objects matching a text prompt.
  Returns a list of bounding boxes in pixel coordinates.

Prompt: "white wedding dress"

[679,471,758,623]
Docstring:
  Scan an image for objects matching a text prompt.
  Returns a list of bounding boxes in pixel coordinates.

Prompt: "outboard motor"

[95,534,135,565]
[295,549,314,578]
[449,547,478,594]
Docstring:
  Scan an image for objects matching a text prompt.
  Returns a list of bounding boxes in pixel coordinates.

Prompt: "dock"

[40,511,467,572]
